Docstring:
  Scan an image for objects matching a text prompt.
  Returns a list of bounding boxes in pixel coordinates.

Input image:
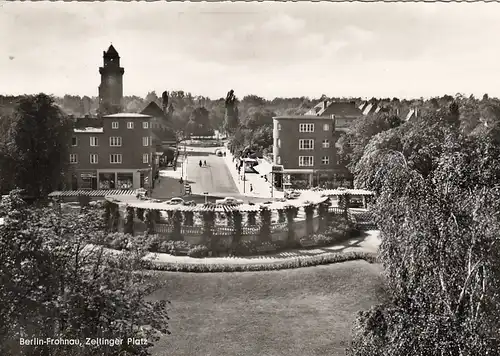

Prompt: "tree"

[242,108,275,131]
[145,91,160,106]
[0,94,73,198]
[336,112,403,174]
[349,107,500,356]
[186,107,213,137]
[0,191,170,356]
[224,89,239,134]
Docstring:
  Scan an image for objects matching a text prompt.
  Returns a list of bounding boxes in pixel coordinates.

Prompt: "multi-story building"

[68,113,154,190]
[66,45,156,191]
[273,100,362,189]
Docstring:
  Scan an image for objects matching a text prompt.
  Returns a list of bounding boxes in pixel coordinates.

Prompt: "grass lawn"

[149,260,385,356]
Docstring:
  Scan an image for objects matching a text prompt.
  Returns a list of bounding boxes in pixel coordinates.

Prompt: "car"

[183,200,196,206]
[216,151,223,157]
[215,197,243,205]
[349,199,363,208]
[165,197,185,205]
[285,190,301,200]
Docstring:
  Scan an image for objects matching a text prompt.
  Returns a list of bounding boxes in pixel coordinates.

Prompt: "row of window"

[298,156,330,166]
[69,153,150,164]
[275,139,331,150]
[276,123,330,133]
[299,139,330,150]
[113,121,149,130]
[71,136,152,147]
[275,156,334,166]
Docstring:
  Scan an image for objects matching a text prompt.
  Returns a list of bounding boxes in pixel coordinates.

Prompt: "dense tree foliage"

[0,94,73,197]
[337,113,403,172]
[0,191,170,356]
[348,103,500,355]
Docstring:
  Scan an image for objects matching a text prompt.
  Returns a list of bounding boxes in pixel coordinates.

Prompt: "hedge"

[142,251,379,273]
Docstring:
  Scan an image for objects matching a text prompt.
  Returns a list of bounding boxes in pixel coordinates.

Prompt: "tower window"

[127,122,134,129]
[71,137,77,146]
[112,122,119,129]
[143,122,149,129]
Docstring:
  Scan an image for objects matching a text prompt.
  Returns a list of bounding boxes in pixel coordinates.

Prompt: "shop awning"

[253,160,273,175]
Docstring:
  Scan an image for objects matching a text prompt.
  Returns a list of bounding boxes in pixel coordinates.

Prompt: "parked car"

[349,198,363,208]
[215,197,243,205]
[183,200,196,206]
[285,190,301,200]
[165,197,185,205]
[216,151,223,157]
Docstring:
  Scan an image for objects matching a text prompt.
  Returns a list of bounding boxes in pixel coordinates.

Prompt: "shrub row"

[143,251,379,273]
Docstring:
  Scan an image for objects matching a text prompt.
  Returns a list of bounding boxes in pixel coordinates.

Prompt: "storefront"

[116,173,133,189]
[80,172,98,189]
[285,170,353,189]
[96,169,146,190]
[99,173,115,189]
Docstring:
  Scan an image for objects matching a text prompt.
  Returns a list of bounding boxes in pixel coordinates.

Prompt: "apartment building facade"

[67,113,154,190]
[273,101,362,189]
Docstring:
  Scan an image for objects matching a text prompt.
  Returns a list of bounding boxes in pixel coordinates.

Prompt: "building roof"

[305,100,362,117]
[273,115,335,121]
[103,113,152,119]
[73,127,104,133]
[140,101,165,118]
[105,44,119,57]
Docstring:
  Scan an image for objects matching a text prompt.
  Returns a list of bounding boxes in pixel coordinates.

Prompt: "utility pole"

[243,160,246,194]
[270,172,274,198]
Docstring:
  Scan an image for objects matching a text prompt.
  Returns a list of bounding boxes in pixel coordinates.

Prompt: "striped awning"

[295,188,374,196]
[107,197,327,212]
[49,189,139,197]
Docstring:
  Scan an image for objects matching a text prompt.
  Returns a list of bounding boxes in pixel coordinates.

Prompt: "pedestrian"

[199,160,202,167]
[204,160,207,166]
[250,184,253,192]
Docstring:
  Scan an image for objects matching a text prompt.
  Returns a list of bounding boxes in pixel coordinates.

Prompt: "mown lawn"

[150,260,385,356]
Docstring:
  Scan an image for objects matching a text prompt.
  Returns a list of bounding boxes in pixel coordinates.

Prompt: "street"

[181,146,239,196]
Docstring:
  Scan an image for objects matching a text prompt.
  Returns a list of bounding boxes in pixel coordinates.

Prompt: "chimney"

[323,100,328,110]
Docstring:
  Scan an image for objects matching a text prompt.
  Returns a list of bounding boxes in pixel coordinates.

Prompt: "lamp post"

[243,160,246,194]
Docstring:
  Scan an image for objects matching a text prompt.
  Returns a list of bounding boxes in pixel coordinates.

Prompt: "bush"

[187,245,209,258]
[145,234,162,252]
[107,232,128,250]
[230,240,257,256]
[158,240,191,255]
[145,251,378,273]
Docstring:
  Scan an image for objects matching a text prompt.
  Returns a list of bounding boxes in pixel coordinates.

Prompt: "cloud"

[261,13,306,34]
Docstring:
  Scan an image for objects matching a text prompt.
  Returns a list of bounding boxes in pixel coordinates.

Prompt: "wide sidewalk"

[222,145,284,199]
[143,230,380,265]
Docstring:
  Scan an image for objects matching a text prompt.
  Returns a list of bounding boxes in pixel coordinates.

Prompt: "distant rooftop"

[103,113,152,119]
[306,100,362,117]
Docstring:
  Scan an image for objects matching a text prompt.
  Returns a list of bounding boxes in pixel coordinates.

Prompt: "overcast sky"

[2,2,500,100]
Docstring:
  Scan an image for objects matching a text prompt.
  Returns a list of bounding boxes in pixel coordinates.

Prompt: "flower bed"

[144,251,379,273]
